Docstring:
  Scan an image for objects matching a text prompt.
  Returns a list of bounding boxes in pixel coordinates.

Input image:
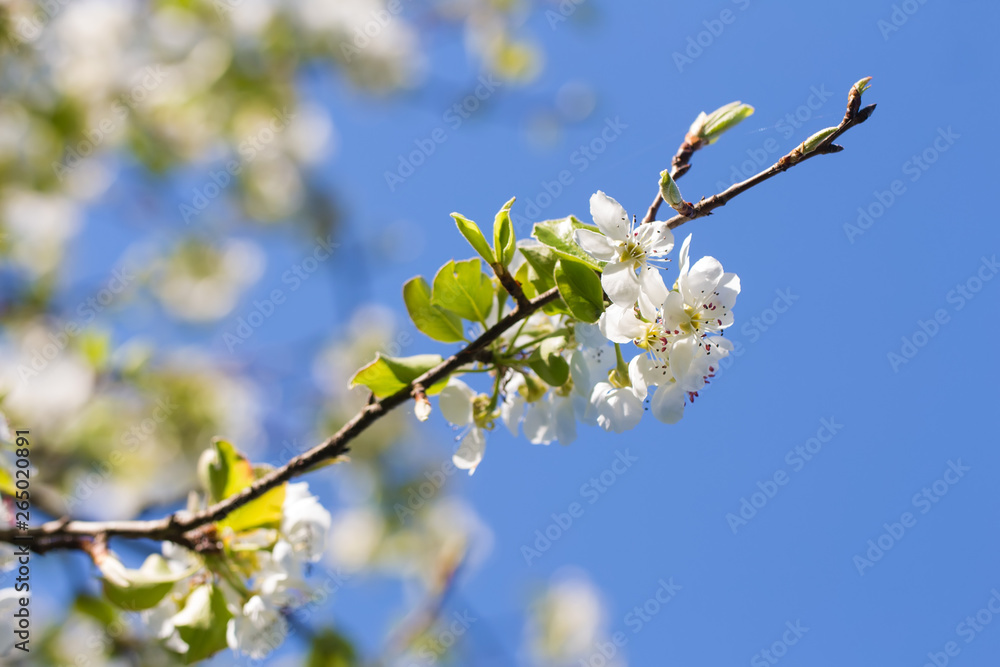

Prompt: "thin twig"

[0,82,874,555]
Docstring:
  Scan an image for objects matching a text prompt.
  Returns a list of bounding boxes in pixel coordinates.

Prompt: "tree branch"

[0,81,874,555]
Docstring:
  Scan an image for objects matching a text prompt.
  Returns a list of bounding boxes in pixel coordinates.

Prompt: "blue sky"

[54,0,1000,664]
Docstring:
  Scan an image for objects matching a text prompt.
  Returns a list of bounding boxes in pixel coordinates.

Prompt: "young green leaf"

[349,353,446,398]
[519,244,559,292]
[430,259,494,324]
[492,197,517,268]
[451,213,494,265]
[172,584,232,663]
[533,216,604,271]
[554,259,604,323]
[403,277,465,343]
[101,553,195,611]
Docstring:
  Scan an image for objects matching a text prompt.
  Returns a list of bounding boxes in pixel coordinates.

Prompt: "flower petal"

[601,260,639,308]
[636,267,667,320]
[635,221,674,258]
[599,303,643,343]
[590,191,630,242]
[453,428,486,475]
[574,229,617,261]
[649,381,686,424]
[439,380,475,426]
[682,256,724,306]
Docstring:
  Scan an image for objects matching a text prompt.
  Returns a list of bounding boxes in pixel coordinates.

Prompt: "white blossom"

[226,595,288,660]
[281,482,331,562]
[574,191,673,317]
[439,379,488,475]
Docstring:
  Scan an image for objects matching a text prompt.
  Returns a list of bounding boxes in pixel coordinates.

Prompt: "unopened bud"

[800,126,838,155]
[688,101,755,146]
[659,169,693,216]
[414,393,432,422]
[848,76,873,118]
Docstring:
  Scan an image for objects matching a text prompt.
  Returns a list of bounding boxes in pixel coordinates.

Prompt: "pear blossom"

[589,380,644,433]
[226,595,288,660]
[258,540,312,607]
[439,378,488,475]
[661,234,740,340]
[501,372,577,445]
[281,482,331,562]
[574,191,673,318]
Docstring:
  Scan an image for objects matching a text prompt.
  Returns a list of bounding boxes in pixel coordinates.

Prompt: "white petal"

[552,395,577,445]
[682,256,724,306]
[589,191,630,242]
[635,221,674,258]
[649,382,686,424]
[660,290,689,335]
[574,229,617,261]
[453,428,486,475]
[523,401,554,445]
[501,393,525,436]
[438,380,475,426]
[601,260,640,308]
[599,303,644,344]
[636,267,667,320]
[678,234,692,277]
[598,387,644,433]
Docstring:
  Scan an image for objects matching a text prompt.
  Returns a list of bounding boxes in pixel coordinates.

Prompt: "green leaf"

[554,259,604,323]
[492,197,517,268]
[403,277,466,343]
[200,439,286,533]
[101,554,194,611]
[307,628,358,667]
[533,216,604,271]
[519,245,558,293]
[74,593,118,627]
[349,353,446,398]
[515,261,537,299]
[529,353,570,387]
[430,259,494,324]
[451,213,494,265]
[172,584,232,664]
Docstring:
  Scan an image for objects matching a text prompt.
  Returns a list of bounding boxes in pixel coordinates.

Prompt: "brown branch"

[0,288,561,553]
[0,79,875,555]
[663,101,876,230]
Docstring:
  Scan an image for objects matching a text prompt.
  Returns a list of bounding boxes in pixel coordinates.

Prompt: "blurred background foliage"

[0,0,611,664]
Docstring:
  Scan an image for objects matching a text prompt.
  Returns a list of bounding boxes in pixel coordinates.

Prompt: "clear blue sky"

[61,0,1000,664]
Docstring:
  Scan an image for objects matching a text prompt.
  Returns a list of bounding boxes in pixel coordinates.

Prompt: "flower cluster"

[94,478,331,661]
[435,190,740,473]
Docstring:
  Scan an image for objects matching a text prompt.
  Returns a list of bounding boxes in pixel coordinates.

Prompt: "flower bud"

[414,393,432,422]
[659,169,693,216]
[688,101,754,146]
[851,76,873,97]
